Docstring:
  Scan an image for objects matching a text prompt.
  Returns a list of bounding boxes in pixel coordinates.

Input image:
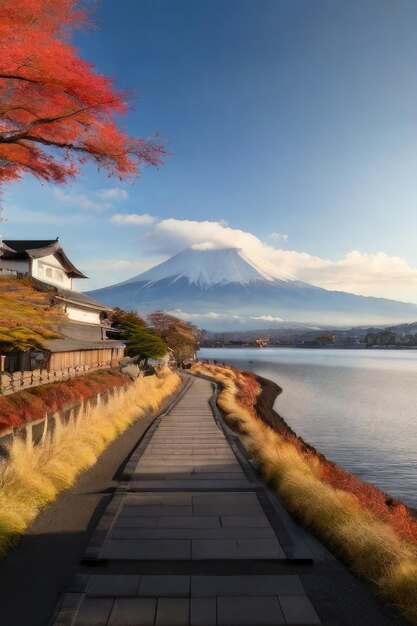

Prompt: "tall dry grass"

[0,367,180,557]
[193,362,417,625]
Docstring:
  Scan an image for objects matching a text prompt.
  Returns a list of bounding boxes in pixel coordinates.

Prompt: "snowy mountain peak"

[88,246,417,330]
[121,247,296,288]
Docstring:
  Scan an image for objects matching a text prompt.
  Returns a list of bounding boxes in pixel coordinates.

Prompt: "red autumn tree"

[0,0,165,191]
[147,311,203,364]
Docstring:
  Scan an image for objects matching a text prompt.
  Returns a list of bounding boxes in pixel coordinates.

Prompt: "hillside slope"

[0,277,64,352]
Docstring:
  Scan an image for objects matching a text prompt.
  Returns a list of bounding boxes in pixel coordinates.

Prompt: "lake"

[199,347,417,508]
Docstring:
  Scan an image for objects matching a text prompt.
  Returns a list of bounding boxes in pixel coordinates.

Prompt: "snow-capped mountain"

[121,247,297,287]
[87,247,417,329]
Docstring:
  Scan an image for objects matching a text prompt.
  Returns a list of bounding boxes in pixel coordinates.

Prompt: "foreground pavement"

[51,376,406,626]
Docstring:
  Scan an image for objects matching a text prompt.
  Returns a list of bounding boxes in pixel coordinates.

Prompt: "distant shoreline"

[250,370,417,520]
[201,344,417,350]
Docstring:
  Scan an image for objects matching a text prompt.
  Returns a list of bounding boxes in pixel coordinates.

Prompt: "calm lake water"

[199,347,417,508]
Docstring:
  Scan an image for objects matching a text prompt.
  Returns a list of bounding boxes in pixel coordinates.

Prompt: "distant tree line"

[364,331,417,348]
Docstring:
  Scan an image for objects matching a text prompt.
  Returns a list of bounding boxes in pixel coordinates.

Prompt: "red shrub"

[89,370,126,389]
[318,459,417,542]
[64,378,95,400]
[5,390,46,423]
[78,377,102,395]
[29,383,75,412]
[0,369,131,434]
[0,397,26,429]
[235,372,261,417]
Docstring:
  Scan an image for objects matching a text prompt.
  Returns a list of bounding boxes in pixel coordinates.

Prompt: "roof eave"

[54,249,88,279]
[0,242,18,254]
[23,242,88,278]
[25,242,61,259]
[54,294,113,312]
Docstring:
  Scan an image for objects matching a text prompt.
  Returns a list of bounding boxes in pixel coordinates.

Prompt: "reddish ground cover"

[235,371,261,416]
[0,370,128,434]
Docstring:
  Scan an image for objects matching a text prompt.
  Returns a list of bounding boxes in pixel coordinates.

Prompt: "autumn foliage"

[147,311,202,364]
[0,369,127,433]
[0,276,64,352]
[0,0,165,189]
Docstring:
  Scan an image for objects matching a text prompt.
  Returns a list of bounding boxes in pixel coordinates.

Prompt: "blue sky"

[4,0,417,300]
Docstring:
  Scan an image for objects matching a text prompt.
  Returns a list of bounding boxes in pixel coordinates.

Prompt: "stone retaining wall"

[0,381,128,461]
[0,361,114,396]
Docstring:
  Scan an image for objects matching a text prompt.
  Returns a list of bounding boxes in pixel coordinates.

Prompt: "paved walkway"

[51,376,404,626]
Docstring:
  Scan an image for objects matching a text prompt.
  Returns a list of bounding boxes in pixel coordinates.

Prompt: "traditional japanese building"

[1,238,111,325]
[0,238,125,379]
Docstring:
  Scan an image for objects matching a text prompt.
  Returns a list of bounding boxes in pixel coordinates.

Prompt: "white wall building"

[1,238,111,325]
[0,239,125,376]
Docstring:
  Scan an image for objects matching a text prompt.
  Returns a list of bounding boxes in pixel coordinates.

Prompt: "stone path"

[52,377,324,625]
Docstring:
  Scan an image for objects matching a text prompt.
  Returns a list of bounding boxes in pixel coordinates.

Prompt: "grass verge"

[192,362,417,625]
[0,366,180,558]
[0,369,128,433]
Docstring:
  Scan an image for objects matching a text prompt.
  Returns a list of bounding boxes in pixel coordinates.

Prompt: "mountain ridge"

[87,247,417,330]
[118,247,298,288]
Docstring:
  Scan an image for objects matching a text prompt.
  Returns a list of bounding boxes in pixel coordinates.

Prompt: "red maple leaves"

[0,0,165,187]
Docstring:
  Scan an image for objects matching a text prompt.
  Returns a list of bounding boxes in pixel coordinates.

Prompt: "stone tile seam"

[195,375,299,558]
[121,376,194,482]
[81,378,193,562]
[49,592,84,626]
[52,592,323,626]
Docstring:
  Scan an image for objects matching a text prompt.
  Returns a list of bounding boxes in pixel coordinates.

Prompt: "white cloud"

[144,218,265,254]
[54,187,128,211]
[111,213,156,225]
[97,188,129,200]
[297,250,417,302]
[166,309,242,321]
[142,218,417,303]
[269,232,288,241]
[250,315,284,322]
[54,189,112,211]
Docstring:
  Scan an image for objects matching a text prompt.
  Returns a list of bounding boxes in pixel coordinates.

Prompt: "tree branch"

[0,100,118,143]
[0,73,42,84]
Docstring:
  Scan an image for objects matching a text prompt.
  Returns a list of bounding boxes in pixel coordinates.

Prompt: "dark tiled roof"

[47,321,125,353]
[3,239,58,252]
[32,279,113,312]
[1,241,19,253]
[2,239,87,278]
[54,286,113,311]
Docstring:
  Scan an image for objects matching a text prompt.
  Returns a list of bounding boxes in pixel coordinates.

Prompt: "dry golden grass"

[193,362,417,625]
[0,367,180,557]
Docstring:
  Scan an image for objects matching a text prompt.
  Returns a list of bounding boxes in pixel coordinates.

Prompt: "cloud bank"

[54,187,129,211]
[111,213,156,225]
[141,218,417,303]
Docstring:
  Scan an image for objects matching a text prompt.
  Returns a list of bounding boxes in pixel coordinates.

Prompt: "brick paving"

[52,377,324,625]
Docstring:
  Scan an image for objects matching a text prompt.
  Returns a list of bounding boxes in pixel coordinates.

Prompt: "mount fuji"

[87,247,417,329]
